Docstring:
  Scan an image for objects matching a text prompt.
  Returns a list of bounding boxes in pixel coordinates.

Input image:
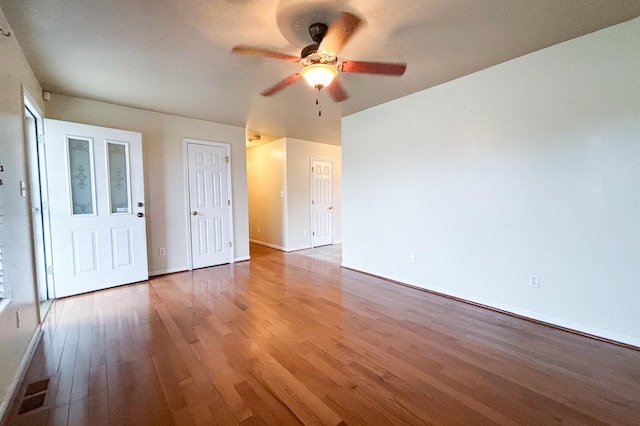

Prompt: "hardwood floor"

[7,244,640,425]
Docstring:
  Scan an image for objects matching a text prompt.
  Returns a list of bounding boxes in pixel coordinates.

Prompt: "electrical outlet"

[409,254,416,264]
[159,247,166,256]
[360,245,366,254]
[303,229,308,236]
[529,275,540,288]
[257,227,261,233]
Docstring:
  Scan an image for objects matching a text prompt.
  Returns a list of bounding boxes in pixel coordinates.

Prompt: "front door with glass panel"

[45,119,148,297]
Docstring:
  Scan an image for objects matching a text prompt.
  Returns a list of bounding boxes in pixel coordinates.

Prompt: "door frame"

[309,157,334,248]
[182,138,235,270]
[23,88,55,306]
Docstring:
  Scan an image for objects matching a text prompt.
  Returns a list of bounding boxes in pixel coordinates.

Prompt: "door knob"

[137,202,143,207]
[328,206,333,210]
[137,212,144,217]
[192,211,197,216]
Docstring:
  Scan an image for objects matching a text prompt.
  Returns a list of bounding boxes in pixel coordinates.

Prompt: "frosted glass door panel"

[107,142,131,214]
[67,137,95,215]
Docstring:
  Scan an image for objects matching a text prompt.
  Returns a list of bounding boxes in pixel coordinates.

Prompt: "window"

[107,141,131,214]
[67,137,96,215]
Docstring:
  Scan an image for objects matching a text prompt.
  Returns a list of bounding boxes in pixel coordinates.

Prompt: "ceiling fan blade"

[261,73,302,96]
[232,45,300,63]
[318,12,364,58]
[327,79,349,102]
[340,60,407,76]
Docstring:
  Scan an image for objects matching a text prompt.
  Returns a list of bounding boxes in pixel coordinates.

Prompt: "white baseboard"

[286,245,313,252]
[149,267,188,277]
[234,256,251,262]
[250,239,287,251]
[341,262,640,348]
[0,324,43,423]
[249,239,316,253]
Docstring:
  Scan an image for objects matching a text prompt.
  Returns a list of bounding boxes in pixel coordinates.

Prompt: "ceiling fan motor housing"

[301,22,334,65]
[309,23,328,43]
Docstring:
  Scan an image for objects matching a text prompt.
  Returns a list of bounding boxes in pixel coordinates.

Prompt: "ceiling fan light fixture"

[300,64,338,89]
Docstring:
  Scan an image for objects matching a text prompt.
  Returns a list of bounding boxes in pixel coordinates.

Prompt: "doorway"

[24,93,54,317]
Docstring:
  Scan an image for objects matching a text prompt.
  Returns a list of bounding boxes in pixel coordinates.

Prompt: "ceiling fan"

[232,12,407,102]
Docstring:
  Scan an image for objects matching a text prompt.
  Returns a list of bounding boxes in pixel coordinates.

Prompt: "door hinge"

[229,241,232,248]
[46,265,53,275]
[312,167,314,172]
[225,156,229,164]
[312,232,315,236]
[227,200,231,206]
[311,200,315,205]
[37,135,45,144]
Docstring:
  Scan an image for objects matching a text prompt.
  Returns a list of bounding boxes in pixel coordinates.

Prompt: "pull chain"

[316,88,322,117]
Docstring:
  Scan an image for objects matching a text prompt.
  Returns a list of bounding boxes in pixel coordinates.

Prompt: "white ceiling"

[2,0,640,147]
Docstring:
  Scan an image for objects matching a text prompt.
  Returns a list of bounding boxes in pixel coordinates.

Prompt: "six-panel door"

[187,142,231,269]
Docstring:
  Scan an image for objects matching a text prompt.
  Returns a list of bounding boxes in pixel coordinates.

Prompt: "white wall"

[46,95,249,274]
[0,6,44,418]
[286,138,342,250]
[342,18,640,346]
[247,138,342,251]
[247,138,287,249]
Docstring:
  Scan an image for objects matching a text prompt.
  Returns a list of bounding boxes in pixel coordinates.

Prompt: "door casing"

[23,89,54,308]
[310,157,334,248]
[183,138,235,269]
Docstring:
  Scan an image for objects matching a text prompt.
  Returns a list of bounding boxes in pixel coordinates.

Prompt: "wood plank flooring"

[7,243,640,425]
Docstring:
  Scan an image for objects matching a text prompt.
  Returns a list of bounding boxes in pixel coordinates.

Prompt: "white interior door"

[311,159,333,247]
[187,142,232,269]
[45,119,148,297]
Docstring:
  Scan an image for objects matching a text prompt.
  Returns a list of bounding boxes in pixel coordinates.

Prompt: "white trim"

[250,239,287,251]
[249,239,312,253]
[149,267,189,277]
[0,324,43,421]
[0,299,9,315]
[182,142,192,270]
[183,138,235,270]
[282,144,289,250]
[341,262,640,348]
[287,245,313,252]
[234,256,251,262]
[333,240,343,244]
[23,87,56,302]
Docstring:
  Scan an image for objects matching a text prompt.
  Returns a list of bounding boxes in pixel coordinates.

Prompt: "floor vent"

[25,378,50,396]
[18,378,50,414]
